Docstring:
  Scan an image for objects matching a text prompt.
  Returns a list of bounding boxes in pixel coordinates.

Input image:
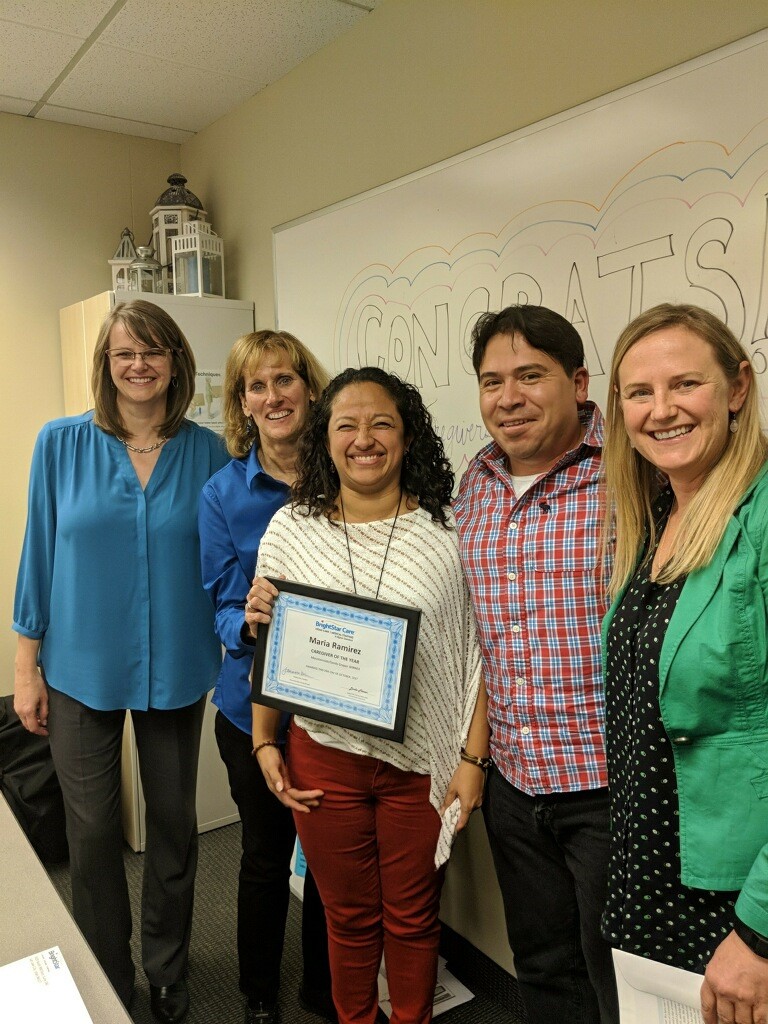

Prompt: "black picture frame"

[251,577,421,743]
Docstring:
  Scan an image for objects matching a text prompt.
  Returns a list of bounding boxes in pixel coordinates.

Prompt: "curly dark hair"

[292,366,454,527]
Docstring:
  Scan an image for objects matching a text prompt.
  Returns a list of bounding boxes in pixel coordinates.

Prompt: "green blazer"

[602,462,768,936]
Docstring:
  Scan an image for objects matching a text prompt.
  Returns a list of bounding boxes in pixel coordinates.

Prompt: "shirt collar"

[245,443,265,489]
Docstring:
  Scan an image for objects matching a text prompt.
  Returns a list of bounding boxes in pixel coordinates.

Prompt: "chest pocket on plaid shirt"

[527,518,601,574]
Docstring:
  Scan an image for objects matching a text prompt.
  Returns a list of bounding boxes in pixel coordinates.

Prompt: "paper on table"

[0,946,93,1024]
[613,948,703,1024]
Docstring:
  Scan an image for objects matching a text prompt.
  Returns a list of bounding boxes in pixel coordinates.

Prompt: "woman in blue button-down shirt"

[13,299,227,1020]
[198,330,335,1024]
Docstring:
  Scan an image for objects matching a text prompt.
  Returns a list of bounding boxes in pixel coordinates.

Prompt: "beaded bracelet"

[251,740,280,758]
[460,747,492,771]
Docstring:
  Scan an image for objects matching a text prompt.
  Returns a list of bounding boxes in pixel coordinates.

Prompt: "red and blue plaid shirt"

[455,402,609,795]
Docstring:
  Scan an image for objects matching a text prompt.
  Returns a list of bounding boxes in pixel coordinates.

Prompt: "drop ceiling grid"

[0,0,380,141]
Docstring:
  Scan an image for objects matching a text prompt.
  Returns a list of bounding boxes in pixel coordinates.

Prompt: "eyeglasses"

[106,348,172,365]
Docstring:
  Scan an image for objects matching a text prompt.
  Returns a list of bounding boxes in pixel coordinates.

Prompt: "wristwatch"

[733,917,768,959]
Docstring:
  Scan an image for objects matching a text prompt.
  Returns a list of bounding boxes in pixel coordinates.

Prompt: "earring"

[730,414,739,434]
[245,416,253,433]
[171,376,179,389]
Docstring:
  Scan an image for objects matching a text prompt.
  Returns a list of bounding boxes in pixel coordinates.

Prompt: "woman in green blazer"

[602,303,768,1024]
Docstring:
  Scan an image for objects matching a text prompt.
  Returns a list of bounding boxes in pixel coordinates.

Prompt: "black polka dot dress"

[602,496,738,972]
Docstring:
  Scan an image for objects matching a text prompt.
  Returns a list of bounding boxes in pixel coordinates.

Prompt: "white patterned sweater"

[256,505,482,867]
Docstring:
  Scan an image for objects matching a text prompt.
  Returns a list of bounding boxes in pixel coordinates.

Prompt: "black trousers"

[214,710,331,1005]
[47,686,205,1006]
[483,768,620,1024]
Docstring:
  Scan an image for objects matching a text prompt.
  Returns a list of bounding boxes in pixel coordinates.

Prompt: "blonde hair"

[222,330,329,458]
[91,299,196,439]
[605,303,767,598]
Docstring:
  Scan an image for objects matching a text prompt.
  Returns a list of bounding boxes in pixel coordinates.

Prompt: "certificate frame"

[251,577,421,742]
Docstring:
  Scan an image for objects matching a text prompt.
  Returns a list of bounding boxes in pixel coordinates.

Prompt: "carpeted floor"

[48,822,525,1023]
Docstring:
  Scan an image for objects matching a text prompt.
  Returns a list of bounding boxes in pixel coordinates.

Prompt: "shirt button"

[508,572,516,581]
[515,677,525,686]
[521,726,531,735]
[512,624,521,633]
[509,521,518,530]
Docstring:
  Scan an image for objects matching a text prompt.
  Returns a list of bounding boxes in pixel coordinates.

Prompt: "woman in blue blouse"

[13,299,227,1022]
[198,330,334,1024]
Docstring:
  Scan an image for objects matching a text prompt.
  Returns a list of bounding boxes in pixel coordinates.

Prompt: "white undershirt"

[510,473,539,495]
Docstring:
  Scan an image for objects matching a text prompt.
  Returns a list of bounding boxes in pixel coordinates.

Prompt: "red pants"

[288,725,445,1024]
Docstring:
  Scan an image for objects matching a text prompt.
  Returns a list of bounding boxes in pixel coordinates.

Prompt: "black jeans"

[483,768,619,1024]
[215,710,331,1004]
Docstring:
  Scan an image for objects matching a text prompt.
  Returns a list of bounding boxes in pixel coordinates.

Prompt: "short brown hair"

[471,305,585,377]
[223,330,329,457]
[91,299,196,439]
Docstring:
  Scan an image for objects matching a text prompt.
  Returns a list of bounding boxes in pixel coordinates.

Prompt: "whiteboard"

[274,31,768,474]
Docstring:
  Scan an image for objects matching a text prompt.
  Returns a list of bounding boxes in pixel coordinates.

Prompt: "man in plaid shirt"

[454,305,618,1024]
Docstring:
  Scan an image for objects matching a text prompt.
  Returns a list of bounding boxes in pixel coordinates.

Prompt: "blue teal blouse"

[13,412,228,711]
[198,445,290,735]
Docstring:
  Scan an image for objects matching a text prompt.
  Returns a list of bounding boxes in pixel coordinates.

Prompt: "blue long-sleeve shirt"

[13,412,228,711]
[198,445,290,735]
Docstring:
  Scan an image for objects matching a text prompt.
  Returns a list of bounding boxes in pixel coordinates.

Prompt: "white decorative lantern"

[128,246,163,293]
[172,221,225,298]
[108,227,136,291]
[150,173,207,293]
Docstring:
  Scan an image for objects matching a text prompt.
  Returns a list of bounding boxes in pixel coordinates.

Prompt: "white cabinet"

[60,290,255,851]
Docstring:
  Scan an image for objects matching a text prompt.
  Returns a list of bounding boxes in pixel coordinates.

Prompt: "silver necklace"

[340,490,401,599]
[118,436,168,454]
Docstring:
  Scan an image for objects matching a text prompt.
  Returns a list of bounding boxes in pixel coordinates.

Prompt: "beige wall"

[0,114,179,693]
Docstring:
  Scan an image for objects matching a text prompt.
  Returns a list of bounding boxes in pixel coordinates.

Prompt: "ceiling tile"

[0,0,116,36]
[47,42,257,132]
[99,0,368,82]
[0,94,35,115]
[1,0,382,140]
[0,21,84,97]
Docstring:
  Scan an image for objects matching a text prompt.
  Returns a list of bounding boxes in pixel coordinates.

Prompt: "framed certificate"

[251,578,421,742]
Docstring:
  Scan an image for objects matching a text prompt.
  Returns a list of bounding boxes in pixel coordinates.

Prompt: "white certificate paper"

[613,948,703,1024]
[253,580,420,741]
[0,947,93,1024]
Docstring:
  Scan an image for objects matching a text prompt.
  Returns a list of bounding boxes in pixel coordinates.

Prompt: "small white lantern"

[129,246,163,293]
[108,227,136,291]
[172,221,225,298]
[150,173,207,293]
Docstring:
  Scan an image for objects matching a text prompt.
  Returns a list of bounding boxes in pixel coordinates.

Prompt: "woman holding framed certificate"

[198,331,335,1024]
[247,367,489,1024]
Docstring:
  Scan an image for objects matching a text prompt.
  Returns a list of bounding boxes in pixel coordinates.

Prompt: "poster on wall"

[274,31,768,474]
[189,370,224,433]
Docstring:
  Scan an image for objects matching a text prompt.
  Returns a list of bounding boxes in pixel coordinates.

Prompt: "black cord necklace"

[339,490,402,599]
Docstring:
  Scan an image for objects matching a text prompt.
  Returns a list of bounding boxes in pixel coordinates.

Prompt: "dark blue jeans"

[215,710,331,1004]
[483,769,619,1024]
